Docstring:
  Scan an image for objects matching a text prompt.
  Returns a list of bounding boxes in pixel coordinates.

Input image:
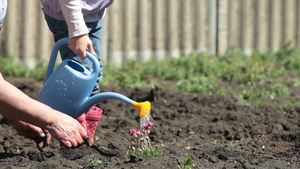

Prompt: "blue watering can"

[38,38,150,119]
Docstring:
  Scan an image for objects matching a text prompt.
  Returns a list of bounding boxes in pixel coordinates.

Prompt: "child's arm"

[58,0,95,59]
[58,0,88,38]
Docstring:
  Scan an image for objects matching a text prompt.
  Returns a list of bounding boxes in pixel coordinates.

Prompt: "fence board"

[21,0,36,68]
[122,0,137,61]
[241,0,255,54]
[255,0,269,50]
[218,0,228,54]
[228,0,241,48]
[152,0,166,60]
[283,0,296,45]
[297,0,300,49]
[137,0,152,62]
[107,1,122,67]
[269,0,282,50]
[180,0,194,55]
[209,0,217,54]
[194,0,209,52]
[36,1,54,63]
[166,0,180,58]
[1,0,300,68]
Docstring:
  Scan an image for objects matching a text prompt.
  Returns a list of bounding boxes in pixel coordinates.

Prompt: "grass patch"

[1,42,300,108]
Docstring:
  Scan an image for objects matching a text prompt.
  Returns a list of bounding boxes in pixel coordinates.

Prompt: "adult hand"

[0,72,92,148]
[45,112,92,148]
[68,35,96,60]
[5,118,51,150]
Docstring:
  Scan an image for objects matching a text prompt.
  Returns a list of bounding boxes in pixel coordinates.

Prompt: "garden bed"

[0,76,299,168]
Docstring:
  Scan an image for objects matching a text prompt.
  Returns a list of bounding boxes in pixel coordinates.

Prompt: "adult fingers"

[83,137,92,147]
[37,140,44,150]
[27,124,46,138]
[44,130,51,146]
[69,137,78,147]
[78,124,91,146]
[61,140,72,148]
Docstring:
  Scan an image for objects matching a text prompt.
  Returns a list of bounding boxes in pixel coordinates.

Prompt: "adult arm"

[0,72,91,147]
[58,0,95,59]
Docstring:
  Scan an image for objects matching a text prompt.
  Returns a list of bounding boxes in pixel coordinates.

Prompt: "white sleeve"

[58,0,89,38]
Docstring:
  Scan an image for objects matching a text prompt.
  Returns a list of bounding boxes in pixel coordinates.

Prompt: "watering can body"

[39,38,150,119]
[38,38,100,118]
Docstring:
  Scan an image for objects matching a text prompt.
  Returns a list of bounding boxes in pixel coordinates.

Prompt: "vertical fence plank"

[269,0,282,50]
[180,0,194,55]
[5,0,20,58]
[194,0,209,52]
[241,0,255,54]
[107,0,122,67]
[282,0,296,45]
[137,0,152,62]
[20,0,37,68]
[121,0,137,61]
[255,0,269,50]
[228,0,241,48]
[209,0,217,54]
[152,0,166,60]
[101,9,109,64]
[218,0,228,55]
[36,1,53,62]
[166,0,180,58]
[297,0,300,49]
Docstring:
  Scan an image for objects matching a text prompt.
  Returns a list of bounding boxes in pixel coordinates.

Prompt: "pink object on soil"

[86,106,102,143]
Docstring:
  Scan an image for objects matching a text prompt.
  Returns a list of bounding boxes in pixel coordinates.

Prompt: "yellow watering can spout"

[132,101,151,118]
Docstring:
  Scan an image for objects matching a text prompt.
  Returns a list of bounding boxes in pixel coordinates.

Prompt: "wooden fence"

[0,0,300,68]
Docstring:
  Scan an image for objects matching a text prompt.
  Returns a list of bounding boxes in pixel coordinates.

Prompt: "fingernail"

[40,132,45,137]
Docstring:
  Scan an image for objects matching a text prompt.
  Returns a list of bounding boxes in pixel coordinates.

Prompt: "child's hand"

[69,35,96,60]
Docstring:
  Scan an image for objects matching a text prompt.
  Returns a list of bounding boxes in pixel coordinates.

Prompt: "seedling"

[210,140,220,145]
[263,82,289,97]
[128,121,164,159]
[280,99,300,111]
[89,155,101,166]
[217,86,227,96]
[289,79,300,87]
[239,85,263,106]
[178,156,194,169]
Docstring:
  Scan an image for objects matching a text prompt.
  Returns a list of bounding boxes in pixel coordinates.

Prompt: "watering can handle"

[43,38,100,84]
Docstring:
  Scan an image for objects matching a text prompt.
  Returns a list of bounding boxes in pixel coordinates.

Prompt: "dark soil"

[0,77,299,169]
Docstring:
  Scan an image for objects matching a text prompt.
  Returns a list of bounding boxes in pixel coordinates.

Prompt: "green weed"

[239,85,263,106]
[0,56,31,77]
[210,140,220,145]
[217,86,227,96]
[178,156,194,169]
[1,42,300,110]
[289,79,300,87]
[89,155,101,166]
[263,82,289,98]
[280,99,300,111]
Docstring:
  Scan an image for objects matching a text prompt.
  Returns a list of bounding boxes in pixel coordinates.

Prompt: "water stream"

[140,113,164,144]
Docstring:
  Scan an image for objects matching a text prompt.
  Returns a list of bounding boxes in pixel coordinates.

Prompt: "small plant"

[128,121,164,159]
[239,85,263,106]
[89,155,101,166]
[289,79,300,87]
[263,82,289,98]
[178,156,194,169]
[280,99,300,111]
[217,86,227,96]
[210,140,220,145]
